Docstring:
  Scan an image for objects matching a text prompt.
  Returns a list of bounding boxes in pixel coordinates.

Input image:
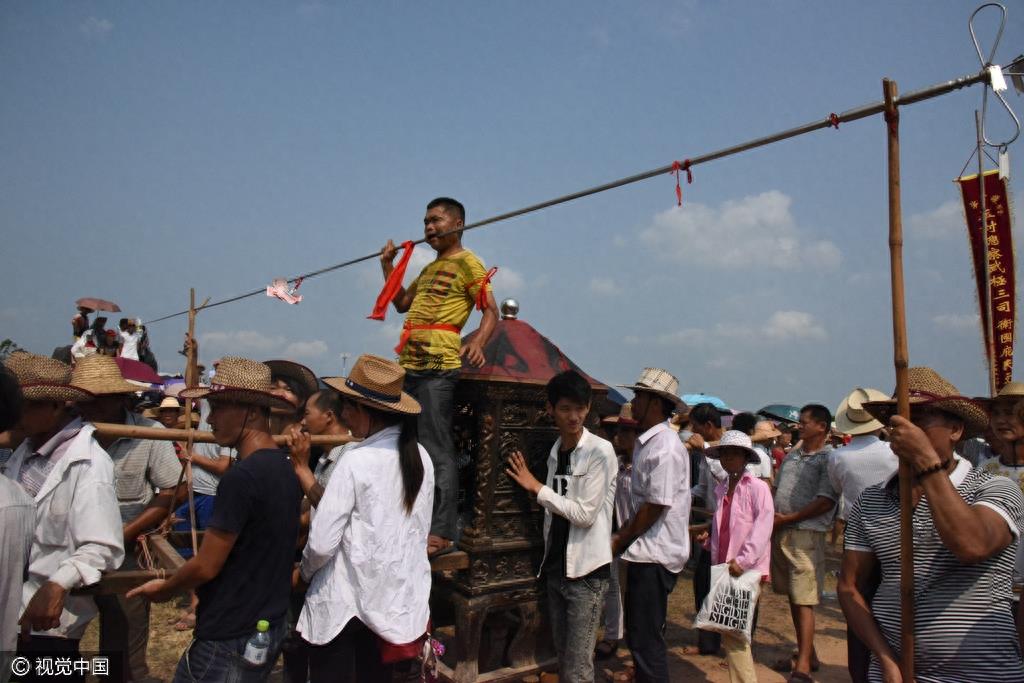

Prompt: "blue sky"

[2,1,1023,411]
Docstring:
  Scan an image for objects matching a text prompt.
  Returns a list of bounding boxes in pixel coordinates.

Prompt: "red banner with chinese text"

[957,170,1016,391]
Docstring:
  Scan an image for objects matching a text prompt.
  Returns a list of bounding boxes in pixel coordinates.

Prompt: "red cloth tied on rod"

[958,169,1016,390]
[671,160,693,207]
[471,267,498,311]
[368,241,415,320]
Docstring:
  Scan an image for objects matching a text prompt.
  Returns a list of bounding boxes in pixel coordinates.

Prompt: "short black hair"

[546,370,592,407]
[427,196,466,224]
[731,412,758,435]
[689,402,722,428]
[310,389,343,421]
[800,403,832,427]
[0,366,22,433]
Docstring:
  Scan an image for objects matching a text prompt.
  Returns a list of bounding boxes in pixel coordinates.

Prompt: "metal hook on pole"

[970,2,1021,148]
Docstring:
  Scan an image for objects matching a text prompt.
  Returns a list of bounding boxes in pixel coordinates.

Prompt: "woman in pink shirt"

[698,430,775,683]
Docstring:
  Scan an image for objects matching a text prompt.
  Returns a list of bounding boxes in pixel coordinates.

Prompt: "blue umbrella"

[681,393,730,412]
[758,403,800,424]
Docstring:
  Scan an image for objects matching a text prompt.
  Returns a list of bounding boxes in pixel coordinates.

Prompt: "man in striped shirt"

[838,368,1024,683]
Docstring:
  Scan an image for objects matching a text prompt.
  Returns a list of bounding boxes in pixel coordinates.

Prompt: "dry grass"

[80,545,849,682]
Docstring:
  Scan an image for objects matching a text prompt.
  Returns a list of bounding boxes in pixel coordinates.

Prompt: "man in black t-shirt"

[506,371,617,683]
[129,357,302,682]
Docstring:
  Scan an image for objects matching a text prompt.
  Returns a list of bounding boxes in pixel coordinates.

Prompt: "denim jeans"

[403,369,459,540]
[547,572,609,683]
[625,562,678,683]
[173,620,286,683]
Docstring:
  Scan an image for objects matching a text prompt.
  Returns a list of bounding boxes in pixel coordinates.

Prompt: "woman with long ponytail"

[295,355,434,682]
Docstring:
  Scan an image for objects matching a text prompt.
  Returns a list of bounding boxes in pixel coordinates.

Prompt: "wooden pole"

[91,421,356,446]
[976,110,996,395]
[883,78,915,681]
[184,289,199,555]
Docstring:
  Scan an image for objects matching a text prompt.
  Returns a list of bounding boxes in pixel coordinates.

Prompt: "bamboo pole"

[91,421,357,446]
[976,110,997,395]
[883,78,915,681]
[184,290,199,555]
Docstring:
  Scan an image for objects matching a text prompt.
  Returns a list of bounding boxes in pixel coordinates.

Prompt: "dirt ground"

[81,544,849,682]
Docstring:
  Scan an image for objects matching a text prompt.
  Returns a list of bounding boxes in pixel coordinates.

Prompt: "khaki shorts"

[771,528,825,606]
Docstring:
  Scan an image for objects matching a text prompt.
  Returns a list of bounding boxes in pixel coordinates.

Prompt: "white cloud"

[649,309,827,347]
[283,340,328,358]
[932,313,980,332]
[200,330,328,360]
[653,328,707,345]
[493,266,525,294]
[624,335,641,345]
[763,310,828,341]
[640,191,841,270]
[908,200,963,238]
[80,17,113,40]
[589,277,619,295]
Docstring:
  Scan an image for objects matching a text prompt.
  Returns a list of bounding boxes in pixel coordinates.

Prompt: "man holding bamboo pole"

[838,368,1024,683]
[71,354,182,682]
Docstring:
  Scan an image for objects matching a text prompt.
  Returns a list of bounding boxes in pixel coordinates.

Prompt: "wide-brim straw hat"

[618,368,685,408]
[862,367,989,437]
[750,420,782,443]
[264,359,320,399]
[602,401,638,427]
[976,381,1024,409]
[835,387,889,436]
[5,351,94,403]
[180,356,296,410]
[322,354,420,415]
[706,430,761,465]
[71,354,141,396]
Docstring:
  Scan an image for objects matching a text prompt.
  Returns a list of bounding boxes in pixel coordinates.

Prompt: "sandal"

[594,639,618,659]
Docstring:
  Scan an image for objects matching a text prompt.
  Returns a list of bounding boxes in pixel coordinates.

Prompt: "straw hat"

[322,354,420,415]
[602,402,638,427]
[4,351,94,403]
[862,367,989,436]
[156,396,181,410]
[977,381,1024,408]
[750,420,782,443]
[618,368,685,407]
[71,354,142,396]
[180,356,296,410]
[264,359,319,399]
[835,387,889,436]
[705,430,761,465]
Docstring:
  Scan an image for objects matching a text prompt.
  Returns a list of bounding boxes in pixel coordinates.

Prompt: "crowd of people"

[1,197,1022,683]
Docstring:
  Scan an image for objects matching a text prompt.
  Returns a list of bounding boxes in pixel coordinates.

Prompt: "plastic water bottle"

[242,619,271,667]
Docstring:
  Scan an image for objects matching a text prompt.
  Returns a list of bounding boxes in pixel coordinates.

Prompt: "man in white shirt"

[829,388,898,524]
[0,366,34,683]
[828,387,896,683]
[612,368,690,683]
[3,352,123,677]
[117,318,143,361]
[506,370,617,683]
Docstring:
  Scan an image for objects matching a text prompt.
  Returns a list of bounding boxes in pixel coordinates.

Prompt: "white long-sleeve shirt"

[4,421,124,639]
[298,425,434,645]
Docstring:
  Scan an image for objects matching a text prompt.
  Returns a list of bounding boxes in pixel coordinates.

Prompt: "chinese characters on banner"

[957,170,1016,390]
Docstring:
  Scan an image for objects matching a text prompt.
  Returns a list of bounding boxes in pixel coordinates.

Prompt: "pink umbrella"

[114,357,162,385]
[76,297,121,313]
